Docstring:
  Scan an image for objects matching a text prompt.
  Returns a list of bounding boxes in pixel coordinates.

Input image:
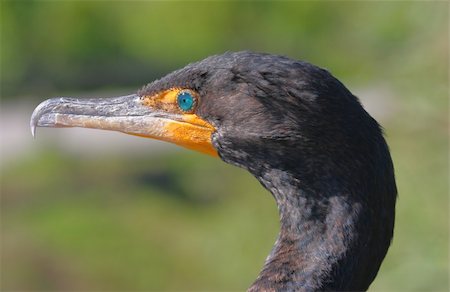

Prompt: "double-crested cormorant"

[31,51,397,291]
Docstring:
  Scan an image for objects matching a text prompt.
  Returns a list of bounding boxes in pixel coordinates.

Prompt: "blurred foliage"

[1,1,447,99]
[2,152,279,290]
[1,1,448,291]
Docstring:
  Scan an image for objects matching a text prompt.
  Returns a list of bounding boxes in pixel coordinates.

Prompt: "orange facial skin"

[140,88,218,157]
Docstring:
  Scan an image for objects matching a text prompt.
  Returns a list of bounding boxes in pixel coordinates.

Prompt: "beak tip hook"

[30,113,37,138]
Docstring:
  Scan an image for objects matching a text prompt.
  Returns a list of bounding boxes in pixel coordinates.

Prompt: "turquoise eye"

[177,91,195,112]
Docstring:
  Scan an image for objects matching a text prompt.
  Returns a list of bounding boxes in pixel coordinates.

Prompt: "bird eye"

[177,90,195,112]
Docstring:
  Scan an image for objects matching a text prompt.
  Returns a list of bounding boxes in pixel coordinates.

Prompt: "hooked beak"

[30,94,218,156]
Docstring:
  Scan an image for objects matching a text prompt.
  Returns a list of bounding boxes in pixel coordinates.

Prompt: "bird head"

[31,51,380,180]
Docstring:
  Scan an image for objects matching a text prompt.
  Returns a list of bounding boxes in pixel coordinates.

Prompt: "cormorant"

[30,51,397,291]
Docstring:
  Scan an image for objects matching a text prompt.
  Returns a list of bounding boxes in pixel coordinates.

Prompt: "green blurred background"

[1,1,448,291]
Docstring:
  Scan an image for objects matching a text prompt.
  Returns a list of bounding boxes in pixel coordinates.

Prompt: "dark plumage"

[31,51,397,291]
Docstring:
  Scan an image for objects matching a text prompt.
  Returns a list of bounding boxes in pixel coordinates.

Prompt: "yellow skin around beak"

[30,89,218,157]
[140,88,217,156]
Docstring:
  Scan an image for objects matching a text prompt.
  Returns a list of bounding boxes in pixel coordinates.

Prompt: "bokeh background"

[1,1,448,291]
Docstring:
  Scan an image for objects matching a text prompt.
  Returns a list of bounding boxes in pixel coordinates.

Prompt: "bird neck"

[214,127,395,291]
[248,168,386,291]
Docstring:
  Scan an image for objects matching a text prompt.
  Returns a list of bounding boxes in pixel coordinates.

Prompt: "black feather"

[140,51,397,291]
